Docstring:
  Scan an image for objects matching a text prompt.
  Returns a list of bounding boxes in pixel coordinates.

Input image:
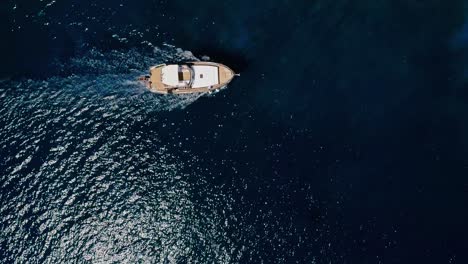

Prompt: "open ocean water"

[1,0,468,263]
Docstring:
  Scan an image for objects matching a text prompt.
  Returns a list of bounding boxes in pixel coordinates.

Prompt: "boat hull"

[139,61,236,94]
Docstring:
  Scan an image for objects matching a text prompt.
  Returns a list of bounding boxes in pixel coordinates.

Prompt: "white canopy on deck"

[191,65,219,88]
[161,65,179,86]
[160,64,220,88]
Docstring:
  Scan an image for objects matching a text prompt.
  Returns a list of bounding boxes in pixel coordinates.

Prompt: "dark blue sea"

[1,0,468,263]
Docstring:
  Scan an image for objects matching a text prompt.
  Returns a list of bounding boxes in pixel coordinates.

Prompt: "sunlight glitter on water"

[0,46,237,263]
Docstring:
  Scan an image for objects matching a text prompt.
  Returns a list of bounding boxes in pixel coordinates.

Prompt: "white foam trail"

[3,46,206,113]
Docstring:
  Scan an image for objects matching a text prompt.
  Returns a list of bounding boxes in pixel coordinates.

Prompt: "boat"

[138,61,238,94]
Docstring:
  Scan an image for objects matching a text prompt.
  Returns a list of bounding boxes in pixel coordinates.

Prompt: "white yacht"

[138,62,237,94]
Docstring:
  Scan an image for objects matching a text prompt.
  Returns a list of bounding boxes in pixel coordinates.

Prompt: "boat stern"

[137,75,151,88]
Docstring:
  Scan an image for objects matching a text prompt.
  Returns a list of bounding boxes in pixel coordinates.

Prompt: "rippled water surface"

[0,47,237,263]
[3,0,468,263]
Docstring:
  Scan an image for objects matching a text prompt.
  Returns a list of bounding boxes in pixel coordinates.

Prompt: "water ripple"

[0,47,236,263]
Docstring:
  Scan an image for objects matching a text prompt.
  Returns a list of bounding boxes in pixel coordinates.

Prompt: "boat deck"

[219,66,234,84]
[145,62,235,94]
[149,66,167,93]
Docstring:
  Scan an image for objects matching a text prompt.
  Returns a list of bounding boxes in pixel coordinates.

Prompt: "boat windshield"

[187,66,195,87]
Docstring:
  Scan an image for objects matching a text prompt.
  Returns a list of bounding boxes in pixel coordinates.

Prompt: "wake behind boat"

[138,61,237,94]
